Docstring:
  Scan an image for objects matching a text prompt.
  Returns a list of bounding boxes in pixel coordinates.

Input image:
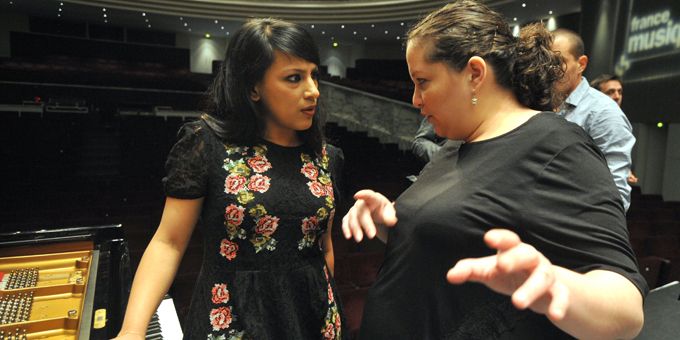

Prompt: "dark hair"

[590,74,622,90]
[407,0,564,111]
[201,18,324,154]
[552,28,585,58]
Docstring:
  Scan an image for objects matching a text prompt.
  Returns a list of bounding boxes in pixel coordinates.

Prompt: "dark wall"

[581,0,680,123]
[10,31,189,68]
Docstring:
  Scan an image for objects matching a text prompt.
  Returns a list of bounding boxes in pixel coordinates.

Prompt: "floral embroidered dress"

[163,120,346,340]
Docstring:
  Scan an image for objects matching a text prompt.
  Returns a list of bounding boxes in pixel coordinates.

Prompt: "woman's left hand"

[446,229,570,322]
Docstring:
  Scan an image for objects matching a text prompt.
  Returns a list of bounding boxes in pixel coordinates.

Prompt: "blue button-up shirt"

[557,77,635,211]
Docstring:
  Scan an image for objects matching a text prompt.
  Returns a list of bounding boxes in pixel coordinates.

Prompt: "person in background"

[590,74,638,185]
[115,18,346,340]
[552,29,635,211]
[411,117,446,163]
[342,1,646,339]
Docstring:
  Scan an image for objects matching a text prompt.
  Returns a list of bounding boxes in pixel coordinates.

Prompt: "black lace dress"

[162,120,346,340]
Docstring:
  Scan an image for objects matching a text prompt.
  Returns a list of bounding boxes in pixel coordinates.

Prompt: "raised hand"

[446,229,570,322]
[341,190,397,242]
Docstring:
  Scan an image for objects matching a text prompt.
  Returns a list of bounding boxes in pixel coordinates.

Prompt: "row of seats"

[0,56,211,92]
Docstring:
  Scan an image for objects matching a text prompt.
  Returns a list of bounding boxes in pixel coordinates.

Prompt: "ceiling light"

[549,10,553,15]
[400,22,404,26]
[364,37,367,40]
[522,3,526,7]
[332,42,339,48]
[221,26,224,30]
[226,32,230,35]
[321,31,325,35]
[188,28,192,32]
[396,36,401,40]
[142,12,146,16]
[145,19,149,22]
[104,19,108,23]
[179,17,183,21]
[57,14,61,17]
[353,31,357,35]
[103,14,107,18]
[184,22,188,27]
[513,17,517,21]
[214,20,219,24]
[60,2,63,5]
[102,8,106,12]
[371,24,375,28]
[311,24,315,29]
[148,24,151,28]
[58,8,62,12]
[341,25,345,29]
[384,30,389,34]
[205,33,211,38]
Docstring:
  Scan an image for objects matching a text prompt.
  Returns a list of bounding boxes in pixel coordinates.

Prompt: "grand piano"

[0,224,182,339]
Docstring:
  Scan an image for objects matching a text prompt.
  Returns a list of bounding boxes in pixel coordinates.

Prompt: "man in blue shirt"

[591,74,639,185]
[552,29,635,211]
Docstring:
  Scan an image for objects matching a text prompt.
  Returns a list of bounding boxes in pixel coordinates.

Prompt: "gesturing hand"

[446,229,570,322]
[341,190,397,242]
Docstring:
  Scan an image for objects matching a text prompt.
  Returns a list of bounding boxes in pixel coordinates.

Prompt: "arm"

[322,210,335,275]
[411,118,443,163]
[588,110,635,210]
[450,139,645,338]
[448,229,643,339]
[115,197,203,339]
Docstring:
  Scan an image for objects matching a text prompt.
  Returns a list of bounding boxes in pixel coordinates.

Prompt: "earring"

[471,96,478,105]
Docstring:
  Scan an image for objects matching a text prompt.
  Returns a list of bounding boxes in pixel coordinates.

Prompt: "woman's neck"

[263,126,302,147]
[465,88,538,143]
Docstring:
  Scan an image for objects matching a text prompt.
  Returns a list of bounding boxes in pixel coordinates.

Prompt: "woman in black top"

[116,19,345,340]
[342,1,646,339]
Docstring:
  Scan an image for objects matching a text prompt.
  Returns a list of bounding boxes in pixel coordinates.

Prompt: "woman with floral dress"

[115,18,345,340]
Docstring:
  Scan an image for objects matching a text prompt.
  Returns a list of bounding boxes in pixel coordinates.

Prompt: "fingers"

[355,190,398,227]
[341,196,376,242]
[341,202,365,242]
[484,228,521,251]
[546,281,569,321]
[381,202,398,226]
[446,256,498,284]
[511,257,554,310]
[342,190,397,242]
[496,243,541,274]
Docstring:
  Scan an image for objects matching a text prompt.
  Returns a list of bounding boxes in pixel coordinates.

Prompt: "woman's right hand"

[341,190,397,242]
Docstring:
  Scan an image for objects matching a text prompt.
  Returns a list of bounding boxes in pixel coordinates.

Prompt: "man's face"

[599,80,623,106]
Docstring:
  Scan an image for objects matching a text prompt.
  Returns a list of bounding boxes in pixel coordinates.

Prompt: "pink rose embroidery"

[225,174,247,194]
[211,283,230,304]
[219,239,238,261]
[322,323,335,340]
[301,162,319,181]
[308,181,327,198]
[247,174,271,193]
[224,204,245,227]
[209,306,233,331]
[247,156,272,173]
[301,216,319,234]
[255,215,279,236]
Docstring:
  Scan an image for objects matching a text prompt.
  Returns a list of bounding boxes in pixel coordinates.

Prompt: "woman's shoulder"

[527,112,594,148]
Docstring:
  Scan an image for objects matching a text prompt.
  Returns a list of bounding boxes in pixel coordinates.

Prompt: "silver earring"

[471,96,478,105]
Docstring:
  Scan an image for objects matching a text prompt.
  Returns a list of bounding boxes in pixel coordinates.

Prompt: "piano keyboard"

[146,296,183,340]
